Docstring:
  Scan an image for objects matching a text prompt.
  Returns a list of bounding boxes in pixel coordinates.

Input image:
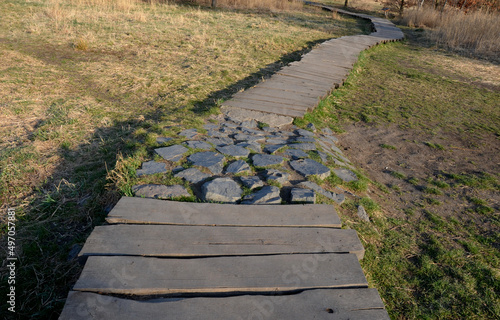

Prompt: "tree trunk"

[212,0,217,8]
[344,0,348,7]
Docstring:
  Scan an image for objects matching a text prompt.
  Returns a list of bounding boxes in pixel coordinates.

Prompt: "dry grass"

[193,0,304,11]
[402,7,500,61]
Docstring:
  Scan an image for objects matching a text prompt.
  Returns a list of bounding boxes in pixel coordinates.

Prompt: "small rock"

[333,168,358,182]
[179,128,198,139]
[226,160,251,174]
[322,127,333,135]
[289,143,316,151]
[216,145,250,158]
[295,129,314,137]
[136,161,167,176]
[155,145,189,162]
[324,134,339,144]
[317,151,329,163]
[283,149,309,160]
[266,138,288,145]
[233,133,264,143]
[298,181,344,204]
[202,178,242,203]
[239,176,264,189]
[206,130,227,138]
[290,159,330,180]
[156,137,172,144]
[188,151,225,174]
[172,166,184,173]
[222,122,239,128]
[252,154,284,167]
[241,127,265,136]
[262,126,277,133]
[357,205,370,222]
[236,142,262,153]
[133,184,191,200]
[265,169,290,185]
[67,244,82,261]
[206,137,234,146]
[306,123,316,132]
[175,168,211,184]
[263,144,286,154]
[241,120,257,128]
[241,186,281,205]
[293,136,316,143]
[203,123,219,130]
[290,188,315,204]
[184,140,212,150]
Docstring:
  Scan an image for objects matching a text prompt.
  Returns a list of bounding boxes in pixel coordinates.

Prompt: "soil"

[337,122,499,225]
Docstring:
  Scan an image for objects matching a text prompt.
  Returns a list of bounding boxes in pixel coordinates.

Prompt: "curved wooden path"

[59,6,404,319]
[222,2,404,126]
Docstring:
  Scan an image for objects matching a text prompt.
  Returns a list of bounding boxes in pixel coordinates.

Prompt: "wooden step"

[73,254,367,296]
[106,197,342,227]
[60,289,390,320]
[78,225,365,259]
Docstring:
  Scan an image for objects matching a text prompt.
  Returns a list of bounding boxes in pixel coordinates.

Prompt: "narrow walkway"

[222,3,404,126]
[59,7,404,319]
[60,199,389,319]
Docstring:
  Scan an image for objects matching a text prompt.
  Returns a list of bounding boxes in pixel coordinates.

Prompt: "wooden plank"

[255,78,330,97]
[73,254,368,295]
[221,99,306,117]
[106,197,342,228]
[61,289,390,320]
[233,87,321,106]
[231,94,317,110]
[272,73,333,90]
[281,65,348,82]
[79,225,365,259]
[277,68,345,85]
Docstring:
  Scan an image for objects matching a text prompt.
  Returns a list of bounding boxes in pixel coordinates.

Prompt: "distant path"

[222,4,404,127]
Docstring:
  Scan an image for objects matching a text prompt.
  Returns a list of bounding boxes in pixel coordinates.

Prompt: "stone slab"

[201,177,242,203]
[155,145,188,162]
[132,184,190,200]
[136,161,167,176]
[174,168,211,184]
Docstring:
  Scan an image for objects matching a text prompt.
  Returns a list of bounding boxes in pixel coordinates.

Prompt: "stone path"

[133,120,356,205]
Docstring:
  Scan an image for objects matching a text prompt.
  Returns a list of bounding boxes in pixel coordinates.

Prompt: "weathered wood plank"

[230,94,317,110]
[277,69,345,85]
[221,99,306,117]
[106,197,342,228]
[79,225,365,259]
[60,289,390,320]
[233,88,321,106]
[73,254,368,295]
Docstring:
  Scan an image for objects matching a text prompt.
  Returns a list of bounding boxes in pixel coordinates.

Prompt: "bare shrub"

[402,7,500,61]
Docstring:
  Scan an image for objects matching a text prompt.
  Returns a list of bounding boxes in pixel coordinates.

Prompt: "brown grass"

[191,0,304,11]
[402,7,500,60]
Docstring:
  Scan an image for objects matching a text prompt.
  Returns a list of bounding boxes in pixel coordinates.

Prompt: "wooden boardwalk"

[221,3,404,125]
[60,197,389,319]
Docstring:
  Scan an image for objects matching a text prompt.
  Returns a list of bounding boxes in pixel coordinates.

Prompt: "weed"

[380,143,397,150]
[391,170,406,179]
[424,141,445,150]
[407,177,419,185]
[424,186,443,195]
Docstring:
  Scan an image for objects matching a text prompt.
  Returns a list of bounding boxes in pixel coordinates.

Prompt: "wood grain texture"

[106,197,342,227]
[73,254,368,295]
[60,289,390,320]
[79,225,365,259]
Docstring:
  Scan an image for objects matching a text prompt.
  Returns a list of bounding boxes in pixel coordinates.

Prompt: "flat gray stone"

[216,145,250,158]
[298,181,345,205]
[252,154,284,167]
[241,186,281,205]
[306,123,316,132]
[294,136,316,143]
[233,133,264,143]
[290,159,330,180]
[333,168,358,182]
[241,120,257,128]
[262,126,277,133]
[317,151,329,163]
[290,188,316,204]
[239,176,264,190]
[155,145,189,162]
[201,178,242,203]
[264,144,286,154]
[322,127,333,135]
[172,166,184,173]
[188,151,225,174]
[136,161,167,176]
[184,141,212,151]
[289,143,316,151]
[295,129,315,137]
[175,168,211,184]
[132,184,190,200]
[236,142,262,153]
[156,137,172,144]
[205,137,234,146]
[265,169,290,185]
[225,160,251,174]
[241,127,265,136]
[179,129,198,139]
[358,205,370,222]
[266,138,288,145]
[221,106,293,128]
[324,134,339,144]
[222,122,239,128]
[203,123,219,130]
[220,127,236,134]
[283,149,309,160]
[206,130,227,138]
